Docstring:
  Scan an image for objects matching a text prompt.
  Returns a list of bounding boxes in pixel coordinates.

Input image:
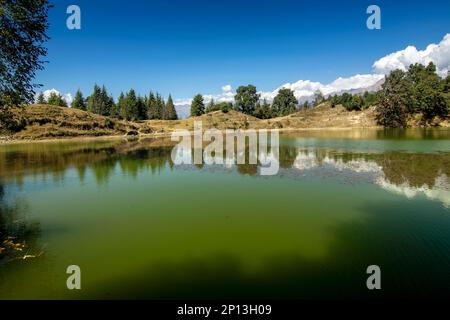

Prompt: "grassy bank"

[1,103,448,144]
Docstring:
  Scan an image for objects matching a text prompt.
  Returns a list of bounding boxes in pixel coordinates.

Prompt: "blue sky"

[36,0,450,103]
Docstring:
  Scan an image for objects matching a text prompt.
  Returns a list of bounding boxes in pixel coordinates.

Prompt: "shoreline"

[6,125,448,146]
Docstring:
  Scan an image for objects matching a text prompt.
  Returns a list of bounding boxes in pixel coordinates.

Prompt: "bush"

[103,118,115,129]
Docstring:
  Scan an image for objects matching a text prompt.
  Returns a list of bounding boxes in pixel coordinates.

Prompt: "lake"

[0,129,449,299]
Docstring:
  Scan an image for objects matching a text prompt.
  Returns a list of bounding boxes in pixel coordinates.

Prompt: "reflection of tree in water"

[0,183,41,264]
[1,138,449,194]
[374,152,450,188]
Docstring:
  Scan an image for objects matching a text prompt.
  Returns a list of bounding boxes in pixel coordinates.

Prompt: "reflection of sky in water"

[174,146,450,208]
[292,149,450,208]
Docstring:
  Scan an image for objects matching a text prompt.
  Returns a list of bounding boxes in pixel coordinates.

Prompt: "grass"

[0,103,391,143]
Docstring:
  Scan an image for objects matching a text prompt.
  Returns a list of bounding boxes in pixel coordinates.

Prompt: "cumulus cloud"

[176,34,450,105]
[373,33,450,77]
[260,74,384,102]
[222,84,232,92]
[36,89,73,106]
[175,84,235,107]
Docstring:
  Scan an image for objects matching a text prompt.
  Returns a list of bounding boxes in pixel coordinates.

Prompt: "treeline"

[328,91,378,111]
[37,85,178,121]
[190,86,308,119]
[376,63,449,127]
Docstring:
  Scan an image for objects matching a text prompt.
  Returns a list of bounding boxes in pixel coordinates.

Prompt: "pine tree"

[87,85,101,114]
[190,94,205,117]
[118,92,127,119]
[155,94,164,119]
[137,96,147,120]
[164,95,178,120]
[206,98,215,113]
[147,92,157,119]
[36,92,46,104]
[47,92,67,107]
[125,89,139,120]
[72,89,86,110]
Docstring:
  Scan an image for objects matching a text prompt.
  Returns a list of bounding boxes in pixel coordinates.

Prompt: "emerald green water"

[0,129,449,299]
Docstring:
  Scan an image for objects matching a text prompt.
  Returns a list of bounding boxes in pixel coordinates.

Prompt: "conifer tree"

[87,85,101,114]
[72,89,86,110]
[118,92,127,119]
[155,94,164,119]
[190,94,205,117]
[124,89,139,120]
[164,95,178,120]
[36,92,46,104]
[47,92,67,107]
[147,92,158,119]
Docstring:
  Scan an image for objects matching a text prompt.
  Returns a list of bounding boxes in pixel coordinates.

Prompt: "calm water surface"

[0,129,449,299]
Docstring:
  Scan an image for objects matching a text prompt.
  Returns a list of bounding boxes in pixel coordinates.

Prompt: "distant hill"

[1,103,383,142]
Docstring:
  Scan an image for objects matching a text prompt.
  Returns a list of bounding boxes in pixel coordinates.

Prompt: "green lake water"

[0,129,449,299]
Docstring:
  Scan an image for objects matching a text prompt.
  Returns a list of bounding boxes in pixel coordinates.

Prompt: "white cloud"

[222,84,232,92]
[176,34,450,105]
[36,89,73,106]
[373,33,450,77]
[260,74,384,101]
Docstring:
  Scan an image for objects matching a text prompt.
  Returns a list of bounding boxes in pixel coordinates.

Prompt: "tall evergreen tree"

[36,92,46,104]
[124,89,139,120]
[118,92,127,119]
[72,89,86,110]
[190,94,205,117]
[164,95,178,120]
[47,92,67,107]
[147,92,158,119]
[87,85,101,114]
[137,96,147,120]
[155,94,164,119]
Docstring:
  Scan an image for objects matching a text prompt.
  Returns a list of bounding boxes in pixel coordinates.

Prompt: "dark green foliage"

[0,0,51,107]
[123,89,139,121]
[190,94,205,117]
[87,85,115,116]
[205,98,215,113]
[254,99,272,119]
[146,92,157,119]
[36,92,46,104]
[47,92,67,107]
[163,95,178,120]
[302,101,309,109]
[103,117,114,129]
[206,100,232,114]
[329,92,378,111]
[377,63,449,127]
[234,85,259,115]
[272,88,298,116]
[313,90,325,106]
[154,94,164,120]
[376,70,411,128]
[72,89,86,110]
[406,63,448,121]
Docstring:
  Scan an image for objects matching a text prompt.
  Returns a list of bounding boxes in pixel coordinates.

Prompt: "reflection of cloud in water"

[375,174,450,208]
[293,150,450,207]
